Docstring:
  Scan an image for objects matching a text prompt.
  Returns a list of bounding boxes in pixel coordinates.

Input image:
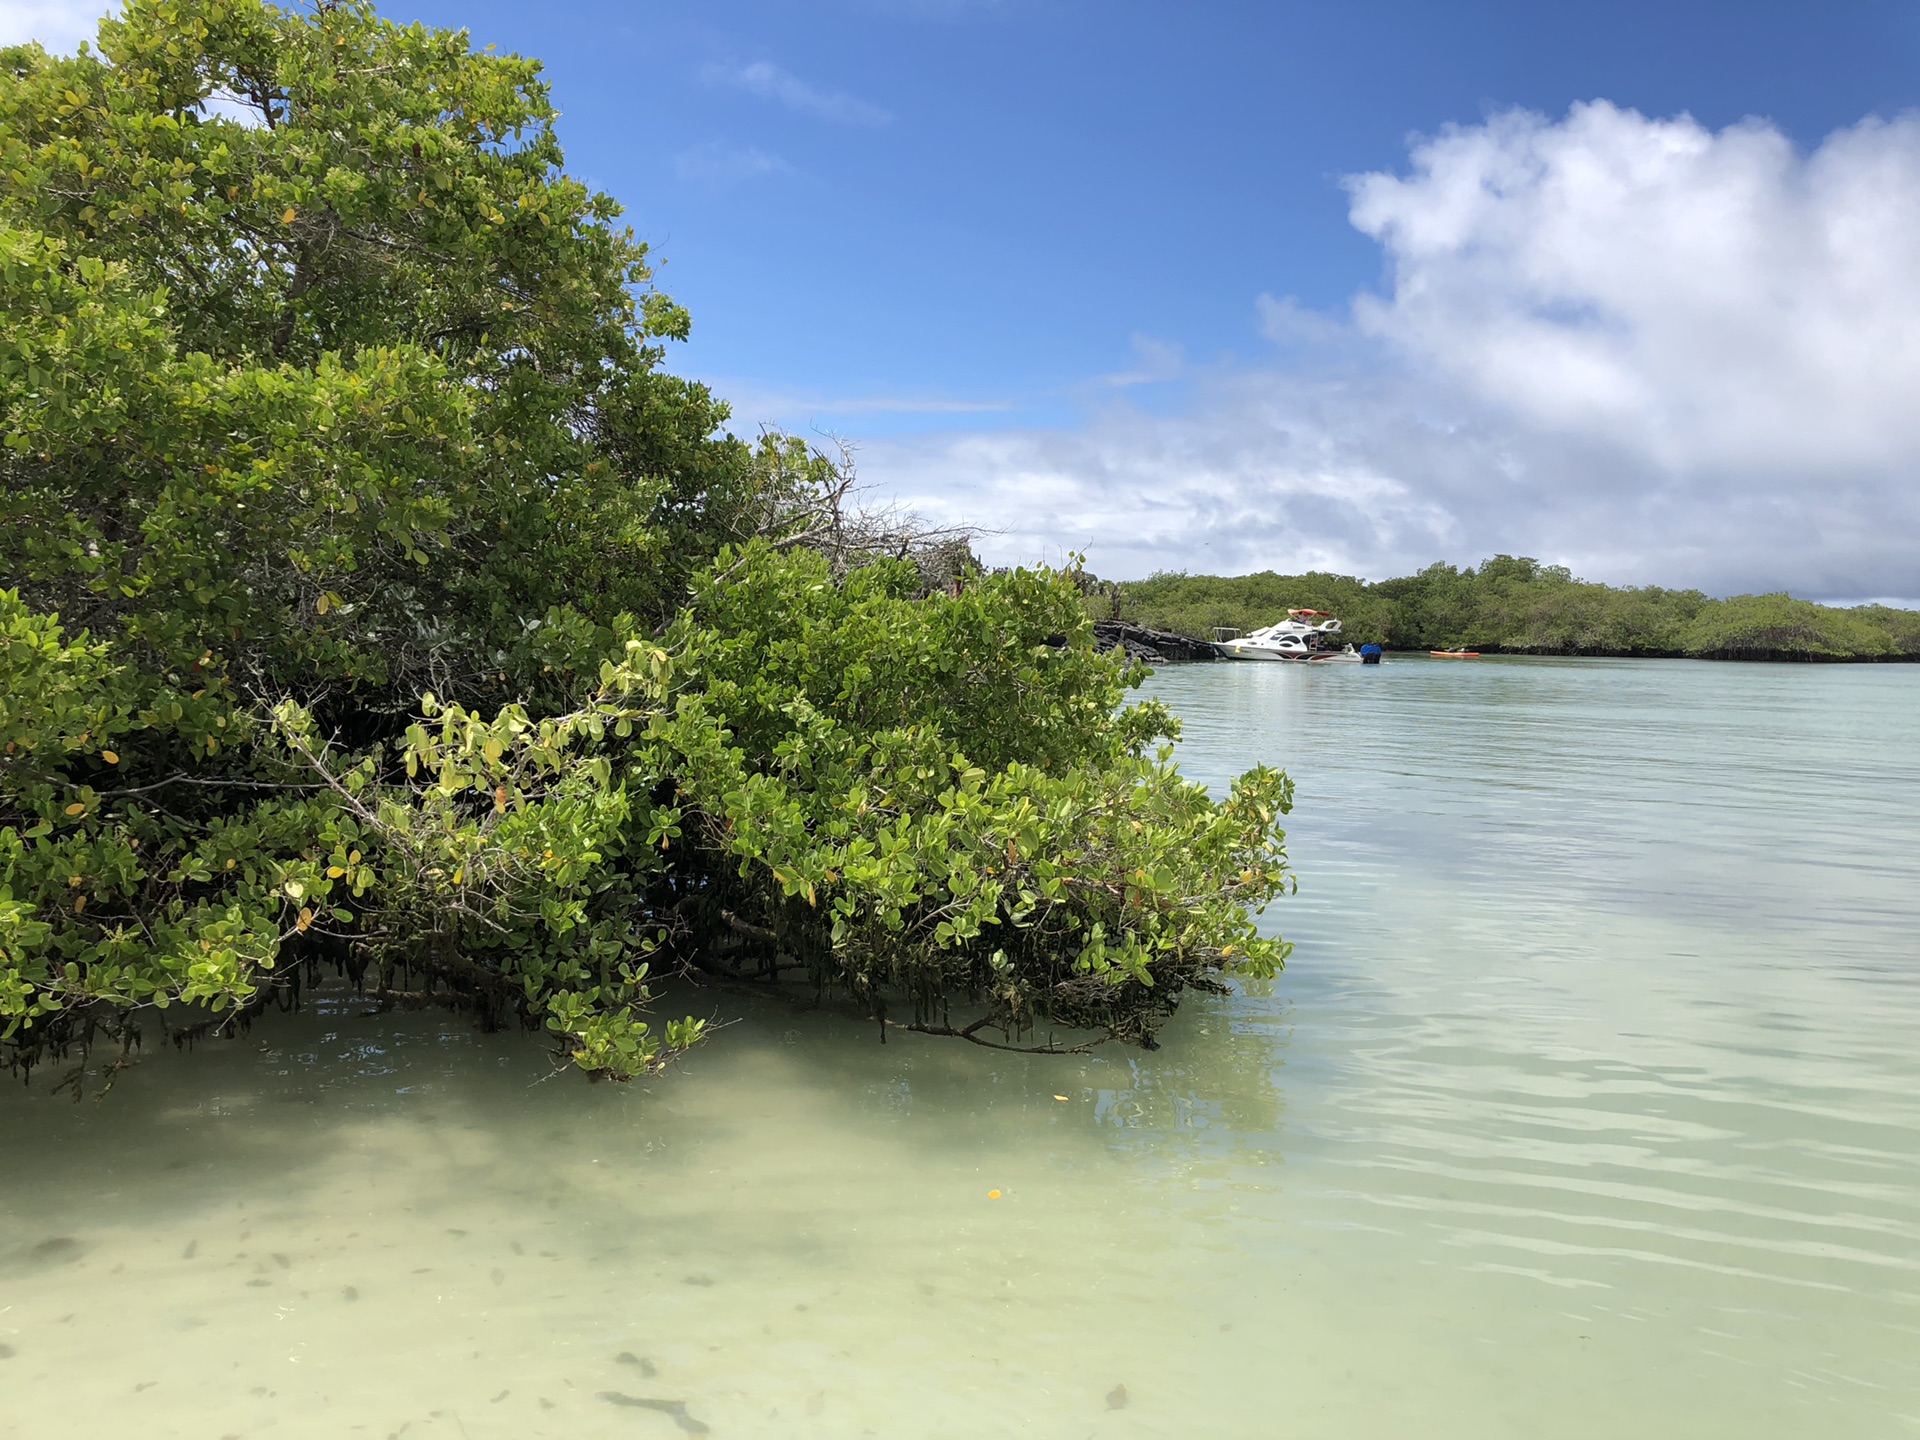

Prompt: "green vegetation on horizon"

[1104,556,1920,661]
[0,0,1294,1083]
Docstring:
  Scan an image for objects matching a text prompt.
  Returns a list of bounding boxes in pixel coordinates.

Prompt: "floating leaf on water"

[1107,1383,1129,1410]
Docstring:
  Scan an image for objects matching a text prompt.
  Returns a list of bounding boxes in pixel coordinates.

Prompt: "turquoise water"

[3,656,1917,1437]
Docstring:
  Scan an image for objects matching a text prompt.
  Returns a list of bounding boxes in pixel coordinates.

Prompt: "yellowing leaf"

[315,594,330,615]
[295,908,313,932]
[101,750,119,764]
[282,206,297,225]
[64,802,86,816]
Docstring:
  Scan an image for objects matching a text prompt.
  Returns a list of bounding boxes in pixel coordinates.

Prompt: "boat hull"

[1217,643,1364,663]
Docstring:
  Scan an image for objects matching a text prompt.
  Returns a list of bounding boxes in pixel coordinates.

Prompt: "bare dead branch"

[883,1019,1108,1055]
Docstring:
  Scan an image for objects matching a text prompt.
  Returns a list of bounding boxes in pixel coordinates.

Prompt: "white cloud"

[1101,334,1186,389]
[1348,101,1920,478]
[0,0,111,51]
[672,140,793,186]
[867,374,1475,581]
[1255,294,1347,349]
[857,103,1920,597]
[703,61,892,127]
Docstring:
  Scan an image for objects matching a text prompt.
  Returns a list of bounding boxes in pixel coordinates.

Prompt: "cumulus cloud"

[865,102,1920,597]
[1349,101,1920,478]
[703,61,892,127]
[869,372,1491,581]
[0,0,111,50]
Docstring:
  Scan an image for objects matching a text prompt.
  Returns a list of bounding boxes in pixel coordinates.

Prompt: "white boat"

[1214,610,1365,663]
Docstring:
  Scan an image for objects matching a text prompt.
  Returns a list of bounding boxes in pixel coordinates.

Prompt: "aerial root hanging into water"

[46,1050,143,1104]
[883,1018,1108,1055]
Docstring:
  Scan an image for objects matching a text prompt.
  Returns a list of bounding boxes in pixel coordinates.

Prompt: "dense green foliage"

[1116,557,1920,660]
[0,0,1293,1081]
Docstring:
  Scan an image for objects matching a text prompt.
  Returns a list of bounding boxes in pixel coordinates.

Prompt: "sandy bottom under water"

[5,657,1919,1438]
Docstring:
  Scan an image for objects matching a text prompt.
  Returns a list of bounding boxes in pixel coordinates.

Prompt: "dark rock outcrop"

[1092,620,1219,664]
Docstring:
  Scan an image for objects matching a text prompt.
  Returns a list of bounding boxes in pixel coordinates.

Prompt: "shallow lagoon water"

[4,656,1919,1438]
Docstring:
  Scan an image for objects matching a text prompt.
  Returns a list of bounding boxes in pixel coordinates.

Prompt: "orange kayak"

[1429,650,1481,658]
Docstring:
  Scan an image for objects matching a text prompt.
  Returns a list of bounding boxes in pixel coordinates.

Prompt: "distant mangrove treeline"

[1094,557,1920,661]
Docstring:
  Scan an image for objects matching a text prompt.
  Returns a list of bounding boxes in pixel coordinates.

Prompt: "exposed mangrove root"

[883,1018,1108,1055]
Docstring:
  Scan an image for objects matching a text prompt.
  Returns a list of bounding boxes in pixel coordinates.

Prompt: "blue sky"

[12,0,1920,594]
[398,0,1920,431]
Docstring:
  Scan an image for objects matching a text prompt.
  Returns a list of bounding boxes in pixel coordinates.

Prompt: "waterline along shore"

[1083,556,1920,661]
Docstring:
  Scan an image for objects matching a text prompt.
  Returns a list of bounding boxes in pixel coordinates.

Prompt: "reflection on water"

[4,656,1918,1438]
